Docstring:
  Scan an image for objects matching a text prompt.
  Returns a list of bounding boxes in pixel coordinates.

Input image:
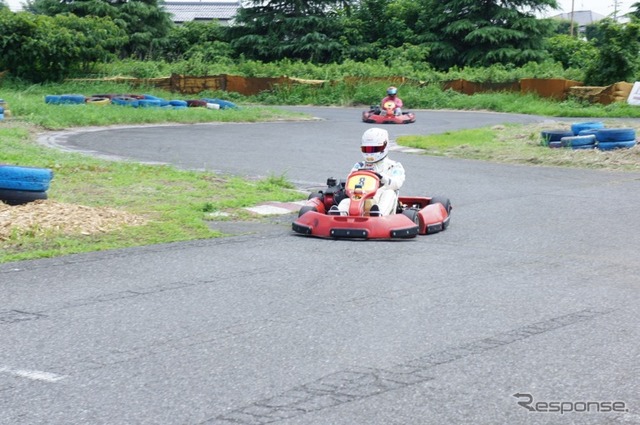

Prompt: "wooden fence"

[67,74,635,104]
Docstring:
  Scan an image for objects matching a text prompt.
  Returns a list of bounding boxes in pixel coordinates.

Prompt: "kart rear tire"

[430,196,451,230]
[430,196,452,214]
[298,205,317,217]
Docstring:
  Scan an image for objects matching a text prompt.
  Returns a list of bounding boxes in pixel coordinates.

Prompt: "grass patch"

[397,121,640,171]
[0,81,307,130]
[0,82,309,263]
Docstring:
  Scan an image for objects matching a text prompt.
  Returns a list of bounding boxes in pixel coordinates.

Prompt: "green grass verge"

[397,121,640,171]
[0,81,307,263]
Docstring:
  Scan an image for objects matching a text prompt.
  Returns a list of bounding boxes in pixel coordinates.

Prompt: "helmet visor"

[361,143,386,154]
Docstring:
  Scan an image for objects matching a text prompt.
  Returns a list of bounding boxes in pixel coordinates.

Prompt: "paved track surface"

[2,107,639,424]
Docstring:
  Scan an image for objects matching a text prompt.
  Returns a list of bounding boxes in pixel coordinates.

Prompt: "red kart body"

[362,100,416,124]
[292,170,451,239]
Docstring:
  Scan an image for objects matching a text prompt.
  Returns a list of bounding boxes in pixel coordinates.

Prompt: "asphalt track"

[2,107,640,424]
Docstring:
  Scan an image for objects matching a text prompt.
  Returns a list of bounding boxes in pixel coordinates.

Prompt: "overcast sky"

[2,0,635,19]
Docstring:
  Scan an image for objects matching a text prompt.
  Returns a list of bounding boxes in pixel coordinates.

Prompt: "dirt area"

[0,200,147,241]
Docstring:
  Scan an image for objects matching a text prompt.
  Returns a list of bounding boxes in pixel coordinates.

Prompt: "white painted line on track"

[245,200,307,215]
[246,205,296,215]
[0,366,66,383]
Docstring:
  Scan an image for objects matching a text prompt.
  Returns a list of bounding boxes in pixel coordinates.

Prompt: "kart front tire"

[298,206,317,217]
[401,208,420,225]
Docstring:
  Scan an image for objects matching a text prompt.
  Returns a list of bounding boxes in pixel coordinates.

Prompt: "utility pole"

[569,0,575,37]
[613,0,621,21]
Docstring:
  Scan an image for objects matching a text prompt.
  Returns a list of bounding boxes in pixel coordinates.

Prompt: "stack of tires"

[45,94,87,105]
[0,165,53,205]
[542,121,637,151]
[44,94,239,110]
[0,99,9,120]
[591,128,637,151]
[0,98,10,120]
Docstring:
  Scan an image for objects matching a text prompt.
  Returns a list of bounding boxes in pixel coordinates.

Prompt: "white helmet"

[361,127,389,163]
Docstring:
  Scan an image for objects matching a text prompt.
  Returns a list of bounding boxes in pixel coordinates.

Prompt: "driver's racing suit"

[336,157,405,216]
[380,95,404,116]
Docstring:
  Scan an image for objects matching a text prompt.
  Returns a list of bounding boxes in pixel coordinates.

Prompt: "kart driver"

[381,86,403,116]
[330,127,405,217]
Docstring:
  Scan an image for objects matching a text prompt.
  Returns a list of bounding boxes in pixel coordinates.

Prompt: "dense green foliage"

[230,0,345,62]
[584,18,640,86]
[0,9,126,82]
[4,0,640,85]
[545,34,598,70]
[415,0,558,69]
[25,0,173,58]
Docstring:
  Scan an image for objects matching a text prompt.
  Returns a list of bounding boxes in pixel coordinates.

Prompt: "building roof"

[163,2,240,23]
[552,10,606,27]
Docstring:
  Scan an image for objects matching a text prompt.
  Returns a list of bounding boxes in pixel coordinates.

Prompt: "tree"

[583,18,640,86]
[545,34,597,70]
[415,0,559,70]
[229,0,348,63]
[26,0,173,59]
[159,20,232,62]
[0,9,126,82]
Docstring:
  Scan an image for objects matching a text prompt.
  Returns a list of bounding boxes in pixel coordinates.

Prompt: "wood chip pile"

[0,200,147,241]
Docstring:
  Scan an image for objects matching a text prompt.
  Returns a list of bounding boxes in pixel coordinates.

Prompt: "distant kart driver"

[330,127,405,216]
[381,86,403,116]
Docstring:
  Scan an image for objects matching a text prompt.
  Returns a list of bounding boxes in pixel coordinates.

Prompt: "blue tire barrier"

[143,95,169,106]
[595,128,636,143]
[577,129,600,136]
[549,141,564,148]
[0,165,54,192]
[169,100,188,107]
[0,106,3,120]
[201,98,238,109]
[86,97,111,106]
[571,121,604,135]
[596,140,637,151]
[137,99,162,108]
[111,96,140,107]
[540,130,574,144]
[91,94,116,100]
[186,99,208,107]
[0,188,48,205]
[572,144,596,150]
[45,95,61,105]
[59,94,86,104]
[561,134,597,147]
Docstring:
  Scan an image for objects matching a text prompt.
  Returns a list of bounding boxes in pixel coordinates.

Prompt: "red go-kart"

[292,170,451,239]
[362,101,416,124]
